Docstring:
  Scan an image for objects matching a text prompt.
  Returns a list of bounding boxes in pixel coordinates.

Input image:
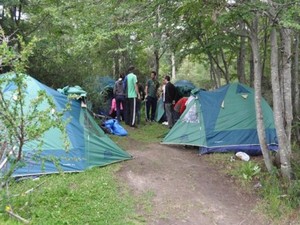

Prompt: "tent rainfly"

[0,73,131,177]
[162,83,278,155]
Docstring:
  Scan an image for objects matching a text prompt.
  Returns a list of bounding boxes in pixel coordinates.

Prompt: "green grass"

[111,119,169,146]
[0,114,169,225]
[0,165,144,225]
[127,122,169,143]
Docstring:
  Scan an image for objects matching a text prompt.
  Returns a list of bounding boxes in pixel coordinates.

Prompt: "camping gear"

[0,73,132,177]
[104,119,128,136]
[162,83,278,155]
[235,152,250,161]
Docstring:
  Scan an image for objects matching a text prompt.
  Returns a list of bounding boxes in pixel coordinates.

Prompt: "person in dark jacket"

[163,75,176,128]
[113,73,125,122]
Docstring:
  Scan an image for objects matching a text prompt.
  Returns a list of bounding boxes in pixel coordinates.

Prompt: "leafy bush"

[0,28,69,223]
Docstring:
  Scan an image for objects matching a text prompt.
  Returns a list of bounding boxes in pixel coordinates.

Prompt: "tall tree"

[293,32,300,141]
[251,13,273,172]
[223,0,299,180]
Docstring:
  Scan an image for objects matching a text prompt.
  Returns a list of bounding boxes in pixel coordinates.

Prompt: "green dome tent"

[82,75,115,116]
[97,76,115,115]
[0,73,131,177]
[162,83,278,155]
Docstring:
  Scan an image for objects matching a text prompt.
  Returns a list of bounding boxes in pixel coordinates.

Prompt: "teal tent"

[82,75,115,115]
[155,80,196,122]
[98,76,115,115]
[0,73,131,177]
[162,83,278,155]
[174,80,196,101]
[57,85,87,99]
[155,98,165,122]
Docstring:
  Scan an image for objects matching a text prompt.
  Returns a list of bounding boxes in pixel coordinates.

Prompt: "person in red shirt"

[173,97,188,123]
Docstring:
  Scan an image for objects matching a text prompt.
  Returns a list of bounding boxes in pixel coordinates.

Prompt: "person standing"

[113,73,125,122]
[136,82,145,125]
[125,66,140,127]
[173,96,188,123]
[145,71,160,122]
[163,75,176,129]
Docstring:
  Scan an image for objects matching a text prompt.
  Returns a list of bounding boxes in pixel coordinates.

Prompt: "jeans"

[115,95,125,122]
[164,103,174,128]
[146,96,157,121]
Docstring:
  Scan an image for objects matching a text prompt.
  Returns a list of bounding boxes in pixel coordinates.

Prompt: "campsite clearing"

[117,135,269,225]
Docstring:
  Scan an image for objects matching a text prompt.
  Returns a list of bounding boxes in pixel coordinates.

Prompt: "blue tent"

[174,80,196,101]
[0,73,131,177]
[98,76,115,115]
[162,83,278,155]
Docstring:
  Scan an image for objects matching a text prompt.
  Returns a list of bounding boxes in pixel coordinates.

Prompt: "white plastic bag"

[235,152,250,161]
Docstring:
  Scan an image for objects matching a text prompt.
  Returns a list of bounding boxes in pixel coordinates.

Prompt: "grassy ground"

[0,165,145,225]
[203,151,300,224]
[112,121,169,145]
[1,114,299,224]
[0,117,168,225]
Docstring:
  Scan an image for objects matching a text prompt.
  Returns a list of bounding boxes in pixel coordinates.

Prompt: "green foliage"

[258,169,300,221]
[25,0,150,87]
[176,58,214,89]
[238,161,261,181]
[259,170,286,219]
[204,154,262,183]
[204,152,300,222]
[0,28,70,221]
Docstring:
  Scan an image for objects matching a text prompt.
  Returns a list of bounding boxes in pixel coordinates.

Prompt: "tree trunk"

[154,49,160,77]
[271,27,292,180]
[208,56,219,88]
[280,28,293,148]
[153,5,161,77]
[250,17,273,172]
[220,49,229,84]
[171,52,176,80]
[261,18,269,81]
[237,28,246,84]
[292,32,300,142]
[249,41,254,88]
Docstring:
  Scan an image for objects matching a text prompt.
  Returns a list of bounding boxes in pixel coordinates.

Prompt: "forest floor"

[117,137,271,225]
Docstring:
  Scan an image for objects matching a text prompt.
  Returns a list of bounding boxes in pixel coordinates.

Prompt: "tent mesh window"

[83,111,105,137]
[182,103,199,124]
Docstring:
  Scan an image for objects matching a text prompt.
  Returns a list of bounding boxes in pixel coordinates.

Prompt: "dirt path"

[118,139,269,225]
